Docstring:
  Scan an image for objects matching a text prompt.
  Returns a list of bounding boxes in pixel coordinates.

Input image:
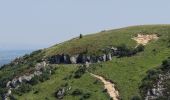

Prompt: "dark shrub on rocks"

[39,72,50,82]
[161,59,170,70]
[15,83,32,94]
[82,93,91,99]
[131,95,141,100]
[28,76,39,85]
[74,66,86,78]
[115,44,145,57]
[9,95,17,100]
[135,44,145,52]
[72,89,83,96]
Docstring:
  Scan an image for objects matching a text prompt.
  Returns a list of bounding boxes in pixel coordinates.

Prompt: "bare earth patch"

[90,73,119,100]
[132,34,159,45]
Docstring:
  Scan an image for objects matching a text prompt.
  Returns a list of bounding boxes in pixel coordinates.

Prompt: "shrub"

[131,95,141,100]
[82,93,91,99]
[28,76,39,85]
[161,59,170,70]
[16,83,32,94]
[72,89,83,96]
[135,44,145,52]
[9,95,17,100]
[74,66,86,78]
[0,87,8,94]
[33,90,39,94]
[39,71,50,82]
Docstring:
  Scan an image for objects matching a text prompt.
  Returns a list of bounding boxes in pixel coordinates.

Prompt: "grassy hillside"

[1,25,170,100]
[16,65,109,100]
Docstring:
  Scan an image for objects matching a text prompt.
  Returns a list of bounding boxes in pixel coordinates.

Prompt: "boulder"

[56,88,66,99]
[11,78,18,88]
[70,55,78,64]
[22,75,34,82]
[85,61,90,67]
[6,81,11,88]
[106,53,112,61]
[86,56,91,62]
[98,54,106,62]
[18,77,23,83]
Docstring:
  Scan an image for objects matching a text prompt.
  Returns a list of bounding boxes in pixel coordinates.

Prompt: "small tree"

[135,44,144,52]
[79,34,83,39]
[131,95,141,100]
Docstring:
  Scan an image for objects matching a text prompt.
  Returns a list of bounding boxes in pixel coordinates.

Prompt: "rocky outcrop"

[3,61,48,100]
[145,71,170,100]
[49,54,71,64]
[55,86,72,99]
[48,47,117,65]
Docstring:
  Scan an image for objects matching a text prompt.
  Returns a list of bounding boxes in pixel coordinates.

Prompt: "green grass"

[16,65,109,100]
[88,36,170,99]
[1,25,170,100]
[44,25,170,57]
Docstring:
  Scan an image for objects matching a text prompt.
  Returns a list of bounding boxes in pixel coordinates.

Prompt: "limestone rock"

[70,55,78,64]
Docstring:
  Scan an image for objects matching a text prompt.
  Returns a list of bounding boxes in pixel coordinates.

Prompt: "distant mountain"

[0,50,32,67]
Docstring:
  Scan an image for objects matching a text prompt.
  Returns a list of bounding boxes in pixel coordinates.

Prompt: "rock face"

[49,54,71,64]
[48,47,121,64]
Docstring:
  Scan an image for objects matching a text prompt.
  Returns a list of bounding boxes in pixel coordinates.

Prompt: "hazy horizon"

[1,0,170,50]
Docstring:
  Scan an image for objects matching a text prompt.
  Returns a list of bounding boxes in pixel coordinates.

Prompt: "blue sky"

[0,0,170,50]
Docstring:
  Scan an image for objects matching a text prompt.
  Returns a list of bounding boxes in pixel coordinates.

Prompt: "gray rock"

[85,61,90,67]
[106,53,112,61]
[56,88,66,99]
[70,55,78,64]
[98,54,106,62]
[11,78,18,88]
[6,81,11,88]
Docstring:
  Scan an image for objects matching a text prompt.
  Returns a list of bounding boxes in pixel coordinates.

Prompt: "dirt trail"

[90,73,119,100]
[132,34,159,45]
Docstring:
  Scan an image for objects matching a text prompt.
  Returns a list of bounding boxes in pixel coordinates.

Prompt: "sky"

[0,0,170,50]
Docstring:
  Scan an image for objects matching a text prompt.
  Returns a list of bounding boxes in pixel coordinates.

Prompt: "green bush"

[74,66,86,78]
[161,59,170,70]
[135,44,145,52]
[28,76,39,85]
[14,83,32,95]
[72,89,83,96]
[131,95,141,100]
[0,87,8,94]
[115,44,144,57]
[82,93,91,99]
